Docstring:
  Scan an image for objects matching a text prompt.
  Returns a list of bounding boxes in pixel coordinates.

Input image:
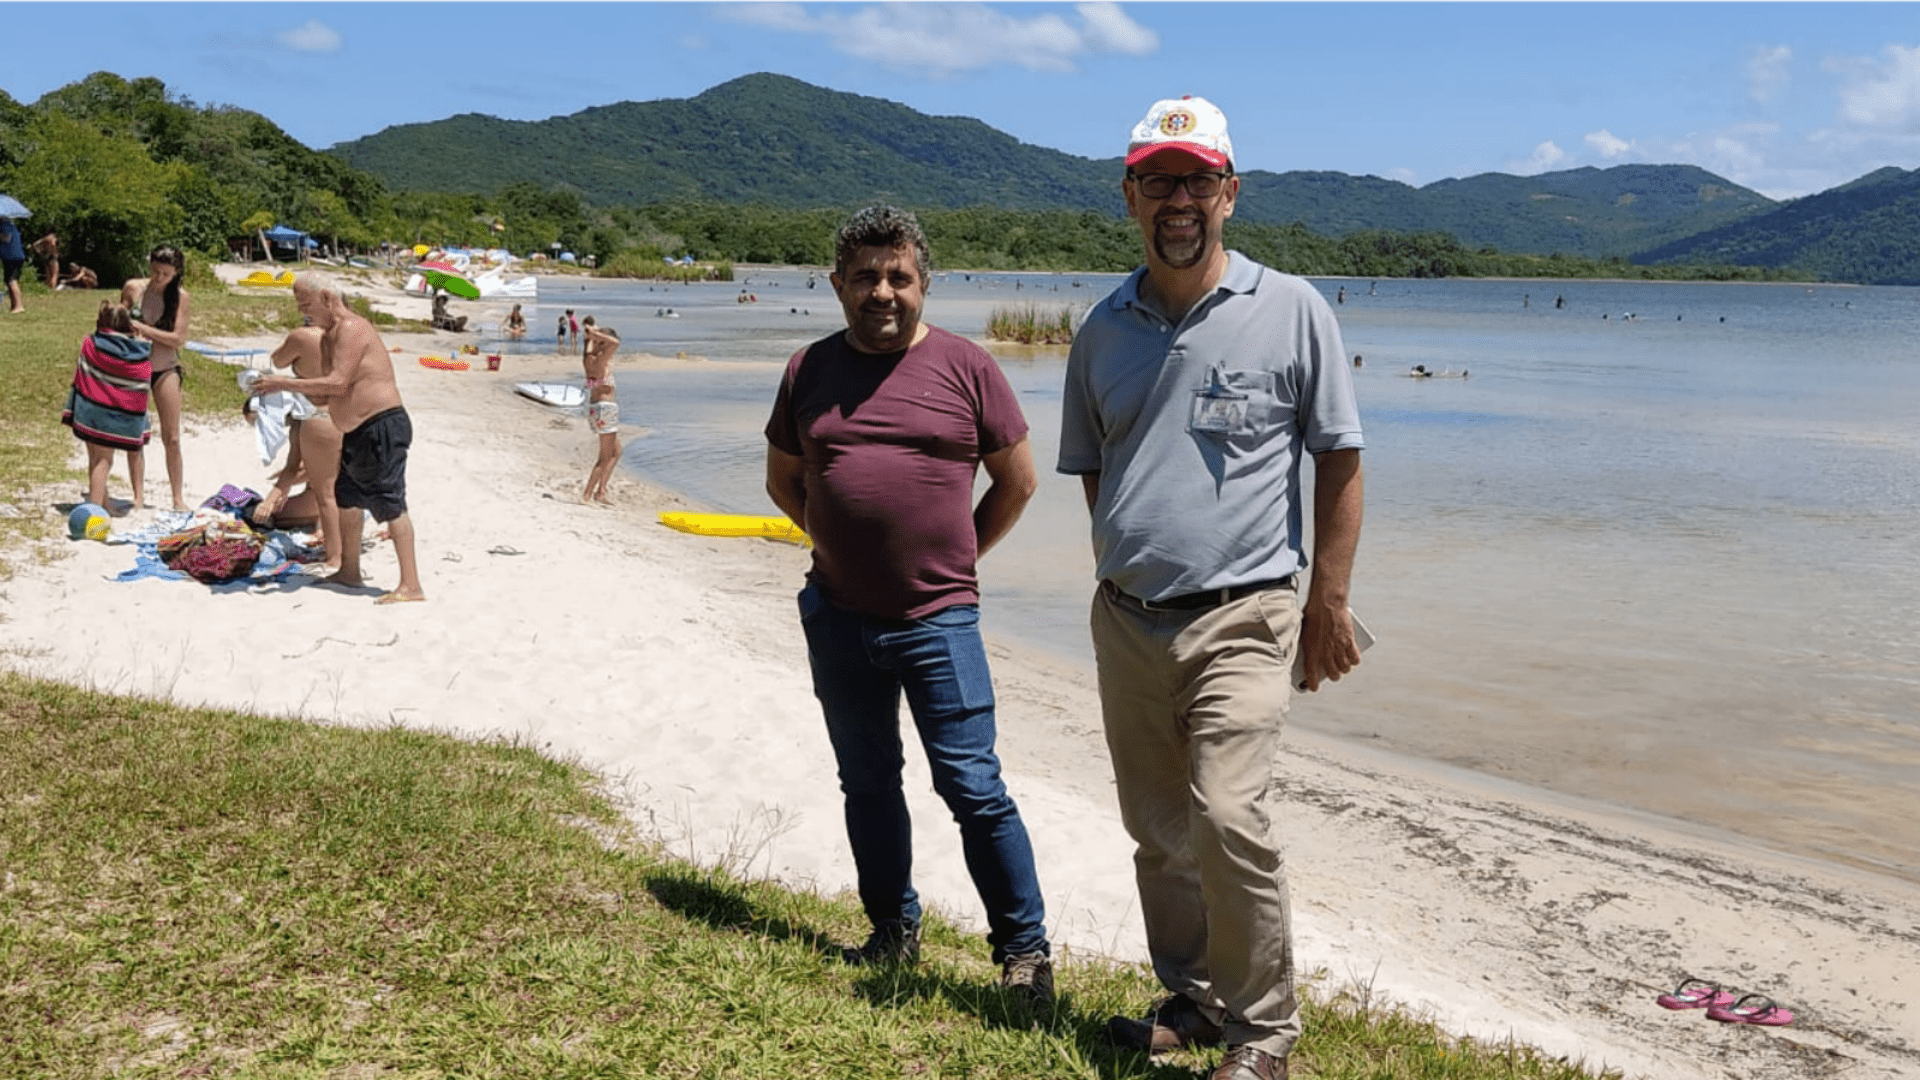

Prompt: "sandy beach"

[4,265,1916,1080]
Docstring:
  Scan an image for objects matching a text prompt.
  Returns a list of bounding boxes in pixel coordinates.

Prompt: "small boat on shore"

[659,512,808,545]
[475,267,538,298]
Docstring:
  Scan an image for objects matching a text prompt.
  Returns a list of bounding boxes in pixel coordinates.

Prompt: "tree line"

[0,72,1793,286]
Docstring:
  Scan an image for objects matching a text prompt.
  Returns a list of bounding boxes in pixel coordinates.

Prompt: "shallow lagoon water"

[498,270,1920,884]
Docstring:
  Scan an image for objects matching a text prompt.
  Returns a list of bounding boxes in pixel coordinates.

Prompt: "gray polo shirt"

[1058,251,1363,602]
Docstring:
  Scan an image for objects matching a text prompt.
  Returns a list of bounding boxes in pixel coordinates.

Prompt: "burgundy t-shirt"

[766,326,1029,621]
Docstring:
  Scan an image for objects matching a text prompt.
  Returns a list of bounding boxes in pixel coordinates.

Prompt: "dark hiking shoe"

[1104,993,1226,1054]
[998,949,1055,1005]
[842,920,920,966]
[1210,1045,1288,1080]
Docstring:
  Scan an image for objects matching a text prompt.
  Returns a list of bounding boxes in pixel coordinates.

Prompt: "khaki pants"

[1091,581,1301,1057]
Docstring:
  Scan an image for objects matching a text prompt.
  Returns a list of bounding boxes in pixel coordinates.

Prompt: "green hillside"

[1636,166,1920,285]
[333,73,1119,214]
[331,73,1775,262]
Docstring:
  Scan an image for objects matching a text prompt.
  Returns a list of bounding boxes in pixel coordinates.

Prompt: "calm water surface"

[497,271,1920,883]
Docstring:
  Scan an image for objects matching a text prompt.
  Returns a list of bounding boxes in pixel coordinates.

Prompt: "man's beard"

[1152,216,1210,269]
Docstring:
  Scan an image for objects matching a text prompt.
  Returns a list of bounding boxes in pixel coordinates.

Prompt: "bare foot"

[321,570,366,587]
[593,495,614,506]
[375,590,426,605]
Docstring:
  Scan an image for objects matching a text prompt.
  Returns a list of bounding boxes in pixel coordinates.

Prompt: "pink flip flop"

[1706,993,1795,1026]
[1656,978,1736,1010]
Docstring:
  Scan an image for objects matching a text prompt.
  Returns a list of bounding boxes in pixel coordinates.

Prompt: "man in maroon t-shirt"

[765,205,1053,1004]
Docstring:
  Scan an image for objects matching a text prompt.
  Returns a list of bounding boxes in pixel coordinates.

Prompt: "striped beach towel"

[62,330,152,451]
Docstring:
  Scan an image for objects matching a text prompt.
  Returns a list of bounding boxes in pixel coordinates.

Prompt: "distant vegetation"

[2,71,1911,287]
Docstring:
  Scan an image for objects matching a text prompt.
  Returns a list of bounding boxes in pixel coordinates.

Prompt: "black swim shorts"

[2,259,22,285]
[335,406,412,523]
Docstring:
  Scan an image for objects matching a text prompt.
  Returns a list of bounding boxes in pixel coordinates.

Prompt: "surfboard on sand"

[514,381,586,408]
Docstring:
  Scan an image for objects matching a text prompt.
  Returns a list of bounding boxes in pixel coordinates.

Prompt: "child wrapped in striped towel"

[63,301,153,508]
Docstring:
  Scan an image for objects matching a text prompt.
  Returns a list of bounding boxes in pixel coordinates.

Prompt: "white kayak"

[514,381,586,408]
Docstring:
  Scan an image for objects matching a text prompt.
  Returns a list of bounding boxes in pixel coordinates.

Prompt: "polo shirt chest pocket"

[1188,366,1276,438]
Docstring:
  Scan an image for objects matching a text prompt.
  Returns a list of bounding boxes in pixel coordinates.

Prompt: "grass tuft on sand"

[986,303,1081,346]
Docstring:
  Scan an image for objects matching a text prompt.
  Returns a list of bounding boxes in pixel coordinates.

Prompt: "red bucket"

[485,354,501,371]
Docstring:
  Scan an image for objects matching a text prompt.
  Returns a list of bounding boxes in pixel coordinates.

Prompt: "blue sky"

[5,2,1917,200]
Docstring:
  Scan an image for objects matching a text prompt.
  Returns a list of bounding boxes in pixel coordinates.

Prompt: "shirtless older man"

[253,275,425,603]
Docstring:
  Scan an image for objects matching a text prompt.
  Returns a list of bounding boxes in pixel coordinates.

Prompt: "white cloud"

[1747,44,1792,105]
[1076,2,1157,55]
[276,20,341,54]
[1583,129,1632,159]
[1515,140,1565,175]
[726,2,814,34]
[1832,42,1920,132]
[721,1,1157,75]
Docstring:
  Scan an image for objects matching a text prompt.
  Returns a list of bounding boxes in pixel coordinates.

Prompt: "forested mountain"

[332,74,1119,216]
[332,73,1776,261]
[1635,167,1920,285]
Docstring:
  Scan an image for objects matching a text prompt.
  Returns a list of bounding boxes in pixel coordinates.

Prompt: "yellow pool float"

[659,512,808,545]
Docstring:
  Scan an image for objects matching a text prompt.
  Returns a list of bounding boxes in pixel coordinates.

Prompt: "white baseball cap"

[1126,95,1234,170]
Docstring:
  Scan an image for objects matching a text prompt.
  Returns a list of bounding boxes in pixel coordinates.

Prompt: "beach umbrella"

[0,193,30,219]
[420,267,479,300]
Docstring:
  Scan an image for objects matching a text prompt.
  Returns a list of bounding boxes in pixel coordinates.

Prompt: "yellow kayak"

[238,270,294,287]
[659,512,808,545]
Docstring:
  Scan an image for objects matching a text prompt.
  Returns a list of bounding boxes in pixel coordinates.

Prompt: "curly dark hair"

[833,205,931,284]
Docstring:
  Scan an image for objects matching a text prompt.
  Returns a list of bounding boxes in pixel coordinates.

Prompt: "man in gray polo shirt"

[1058,95,1365,1080]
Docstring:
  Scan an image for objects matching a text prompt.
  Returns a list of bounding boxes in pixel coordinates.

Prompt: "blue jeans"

[797,583,1048,961]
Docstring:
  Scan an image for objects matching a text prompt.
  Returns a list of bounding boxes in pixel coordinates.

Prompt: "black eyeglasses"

[1128,171,1230,199]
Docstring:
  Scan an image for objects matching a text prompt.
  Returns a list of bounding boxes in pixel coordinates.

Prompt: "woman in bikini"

[580,316,621,505]
[129,246,192,510]
[504,303,527,337]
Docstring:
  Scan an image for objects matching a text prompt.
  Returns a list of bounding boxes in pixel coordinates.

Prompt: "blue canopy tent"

[262,224,310,262]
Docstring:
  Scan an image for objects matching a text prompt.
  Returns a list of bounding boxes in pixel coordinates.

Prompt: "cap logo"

[1159,109,1197,138]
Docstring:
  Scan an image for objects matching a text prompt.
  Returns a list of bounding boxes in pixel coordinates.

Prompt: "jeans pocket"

[911,607,995,716]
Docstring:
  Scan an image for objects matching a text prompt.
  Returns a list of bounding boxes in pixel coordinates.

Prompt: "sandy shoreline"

[3,265,1915,1079]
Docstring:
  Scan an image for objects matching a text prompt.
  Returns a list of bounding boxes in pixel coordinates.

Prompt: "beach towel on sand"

[63,330,152,451]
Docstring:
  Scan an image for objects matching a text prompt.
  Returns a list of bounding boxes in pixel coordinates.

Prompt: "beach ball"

[68,502,110,541]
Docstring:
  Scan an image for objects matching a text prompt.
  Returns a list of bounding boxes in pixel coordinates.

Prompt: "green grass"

[0,674,1618,1079]
[986,303,1080,345]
